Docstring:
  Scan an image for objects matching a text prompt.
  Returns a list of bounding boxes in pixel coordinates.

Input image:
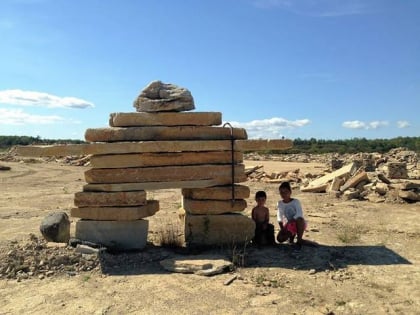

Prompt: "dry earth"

[0,159,419,315]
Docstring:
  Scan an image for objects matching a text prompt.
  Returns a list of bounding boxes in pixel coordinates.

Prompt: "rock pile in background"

[245,147,419,203]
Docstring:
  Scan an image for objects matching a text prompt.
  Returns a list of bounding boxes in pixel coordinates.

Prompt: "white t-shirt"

[277,199,304,223]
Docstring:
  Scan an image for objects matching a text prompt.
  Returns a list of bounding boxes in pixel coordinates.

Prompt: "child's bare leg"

[295,217,305,244]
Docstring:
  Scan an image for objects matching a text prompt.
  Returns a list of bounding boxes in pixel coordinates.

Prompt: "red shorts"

[285,221,307,236]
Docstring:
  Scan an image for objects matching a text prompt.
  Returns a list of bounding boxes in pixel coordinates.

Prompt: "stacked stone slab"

[71,81,255,249]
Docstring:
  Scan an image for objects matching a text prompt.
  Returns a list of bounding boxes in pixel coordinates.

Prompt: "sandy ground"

[0,160,419,315]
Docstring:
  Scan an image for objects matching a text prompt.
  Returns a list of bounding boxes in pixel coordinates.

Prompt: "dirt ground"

[0,159,419,315]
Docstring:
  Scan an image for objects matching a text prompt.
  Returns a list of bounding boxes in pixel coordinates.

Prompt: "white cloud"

[228,117,310,139]
[342,120,389,130]
[253,0,367,17]
[0,89,95,109]
[0,108,64,125]
[397,120,410,128]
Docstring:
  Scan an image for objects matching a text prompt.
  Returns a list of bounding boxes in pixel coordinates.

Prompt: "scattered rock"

[40,212,70,243]
[160,255,232,276]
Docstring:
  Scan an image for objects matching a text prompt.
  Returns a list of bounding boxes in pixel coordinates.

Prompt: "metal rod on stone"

[222,122,235,206]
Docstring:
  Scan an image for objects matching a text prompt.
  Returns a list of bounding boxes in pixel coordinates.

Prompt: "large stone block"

[84,164,246,184]
[83,177,246,192]
[74,191,147,207]
[184,213,255,246]
[75,219,148,250]
[109,112,222,127]
[84,126,247,142]
[71,200,159,220]
[182,198,247,215]
[16,139,292,157]
[90,151,242,169]
[182,185,250,200]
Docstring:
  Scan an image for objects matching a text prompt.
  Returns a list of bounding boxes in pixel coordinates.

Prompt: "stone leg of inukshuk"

[71,80,255,249]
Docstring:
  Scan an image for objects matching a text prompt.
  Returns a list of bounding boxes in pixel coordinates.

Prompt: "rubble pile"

[0,234,100,281]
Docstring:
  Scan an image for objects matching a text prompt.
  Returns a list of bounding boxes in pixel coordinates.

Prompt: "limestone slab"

[83,177,247,192]
[160,255,232,276]
[182,185,250,200]
[237,139,293,151]
[84,164,246,184]
[16,139,292,157]
[340,171,369,192]
[75,219,148,250]
[184,213,255,246]
[303,162,357,191]
[90,151,242,169]
[182,198,247,215]
[74,191,147,207]
[84,126,247,142]
[71,200,159,220]
[109,112,222,127]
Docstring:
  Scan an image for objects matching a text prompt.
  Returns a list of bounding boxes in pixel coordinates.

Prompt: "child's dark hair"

[255,190,267,199]
[279,181,291,192]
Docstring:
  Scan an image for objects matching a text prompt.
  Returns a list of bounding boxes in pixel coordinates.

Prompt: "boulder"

[40,212,70,243]
[133,81,195,112]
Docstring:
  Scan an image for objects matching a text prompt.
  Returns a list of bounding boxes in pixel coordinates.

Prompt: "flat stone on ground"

[160,255,233,276]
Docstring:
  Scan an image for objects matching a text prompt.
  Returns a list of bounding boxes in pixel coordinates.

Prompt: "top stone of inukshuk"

[133,80,195,112]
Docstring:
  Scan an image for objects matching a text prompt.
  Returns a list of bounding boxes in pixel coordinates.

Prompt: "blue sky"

[0,0,419,140]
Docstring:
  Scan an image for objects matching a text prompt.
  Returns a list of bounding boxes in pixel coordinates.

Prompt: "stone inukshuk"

[71,81,254,248]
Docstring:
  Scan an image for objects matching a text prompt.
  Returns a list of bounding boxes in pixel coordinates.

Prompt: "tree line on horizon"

[0,135,419,154]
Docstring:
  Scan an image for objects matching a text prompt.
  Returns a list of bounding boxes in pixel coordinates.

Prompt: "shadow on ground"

[244,244,411,271]
[98,243,411,276]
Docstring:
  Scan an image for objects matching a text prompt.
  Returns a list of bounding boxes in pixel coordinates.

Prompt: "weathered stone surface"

[374,182,389,195]
[71,200,159,220]
[74,191,147,207]
[340,171,369,192]
[184,213,255,246]
[75,219,148,250]
[84,164,246,184]
[160,255,232,276]
[182,185,250,200]
[301,162,357,193]
[109,112,221,127]
[384,162,408,179]
[133,81,195,112]
[84,126,247,142]
[90,151,242,169]
[16,139,291,157]
[40,212,70,243]
[398,190,420,202]
[236,139,293,151]
[182,198,247,215]
[328,177,345,192]
[83,177,246,192]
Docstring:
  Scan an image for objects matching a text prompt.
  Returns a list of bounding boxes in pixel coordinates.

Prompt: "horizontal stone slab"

[182,185,250,200]
[74,191,147,207]
[16,139,292,157]
[84,164,245,184]
[84,126,247,142]
[83,177,247,192]
[75,219,148,250]
[184,213,255,246]
[71,200,159,220]
[90,151,242,169]
[182,198,247,215]
[109,112,222,127]
[236,139,293,151]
